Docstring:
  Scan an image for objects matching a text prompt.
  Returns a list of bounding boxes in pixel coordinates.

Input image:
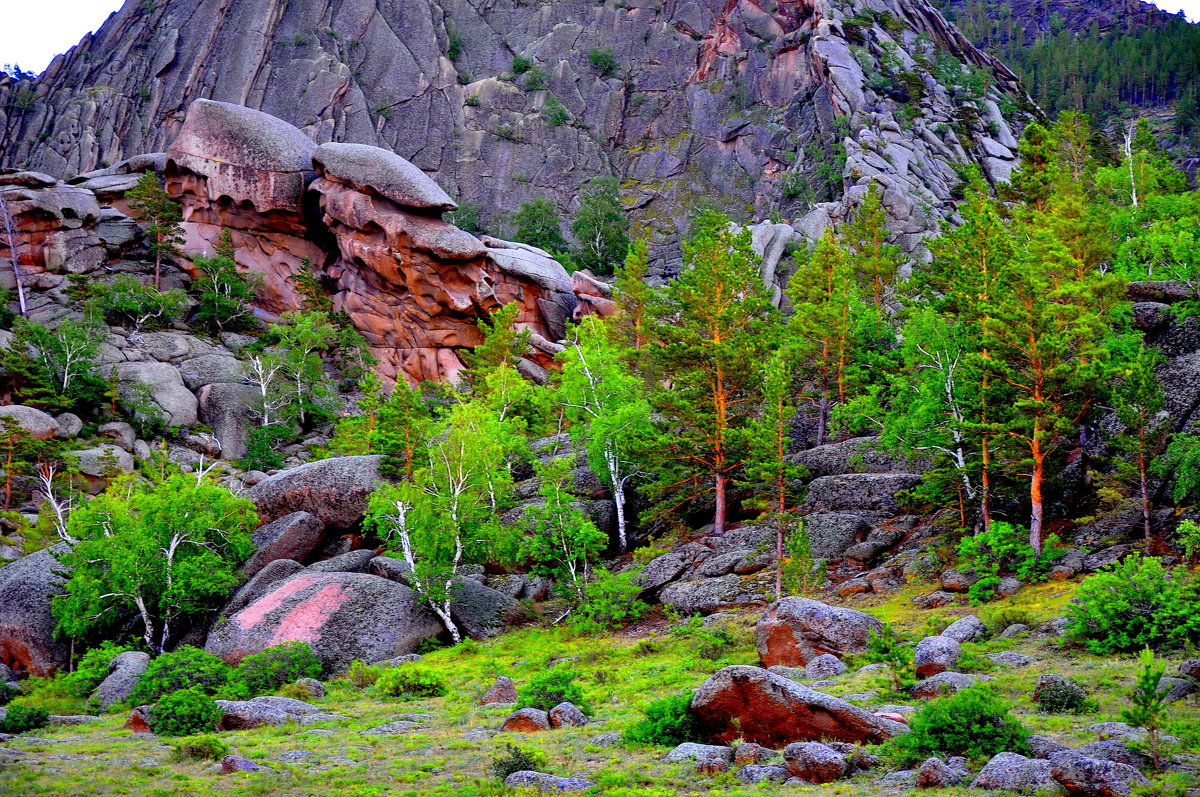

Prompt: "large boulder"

[241,511,326,576]
[755,598,883,667]
[248,456,384,529]
[220,558,305,618]
[0,545,70,676]
[941,615,986,643]
[0,405,60,440]
[312,143,456,210]
[804,513,870,559]
[971,752,1058,792]
[659,574,746,615]
[787,437,916,478]
[115,362,198,427]
[914,636,961,679]
[783,741,849,783]
[91,651,150,711]
[1049,750,1148,797]
[690,665,908,747]
[205,570,442,672]
[196,383,260,461]
[450,578,524,639]
[216,695,339,730]
[804,473,922,514]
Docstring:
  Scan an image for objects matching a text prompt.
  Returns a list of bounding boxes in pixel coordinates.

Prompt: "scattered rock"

[501,707,551,733]
[216,696,340,730]
[941,615,986,643]
[481,676,518,705]
[733,742,774,765]
[1178,659,1200,680]
[502,771,595,793]
[939,569,978,593]
[806,654,849,680]
[0,405,60,440]
[783,741,848,783]
[917,757,965,788]
[220,754,274,774]
[755,597,883,667]
[54,413,83,439]
[971,752,1058,792]
[659,574,745,615]
[549,702,588,728]
[665,743,732,764]
[1049,750,1149,797]
[910,671,987,699]
[736,764,790,784]
[1029,735,1073,759]
[999,623,1029,638]
[986,651,1038,667]
[360,720,426,735]
[690,665,909,747]
[1156,676,1197,703]
[293,678,325,699]
[914,636,961,679]
[1077,741,1150,771]
[91,650,150,711]
[913,590,956,609]
[307,549,378,574]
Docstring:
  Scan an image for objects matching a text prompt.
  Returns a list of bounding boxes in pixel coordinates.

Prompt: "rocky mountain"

[1,0,1034,270]
[940,0,1179,41]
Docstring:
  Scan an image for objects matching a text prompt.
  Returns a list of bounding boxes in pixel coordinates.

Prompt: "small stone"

[805,654,849,680]
[914,635,961,679]
[917,757,964,788]
[502,771,596,793]
[986,651,1037,667]
[481,675,518,705]
[360,720,426,735]
[998,623,1029,638]
[941,615,986,643]
[736,764,790,784]
[548,702,588,728]
[733,742,774,765]
[500,707,550,733]
[784,741,848,783]
[220,754,273,774]
[665,743,732,765]
[293,678,325,698]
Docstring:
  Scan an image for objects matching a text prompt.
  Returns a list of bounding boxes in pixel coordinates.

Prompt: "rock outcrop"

[1,0,1032,274]
[0,546,70,676]
[756,597,883,667]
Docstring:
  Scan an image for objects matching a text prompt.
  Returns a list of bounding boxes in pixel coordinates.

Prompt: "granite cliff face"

[1,0,1033,270]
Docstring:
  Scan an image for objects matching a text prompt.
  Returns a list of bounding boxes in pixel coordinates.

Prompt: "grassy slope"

[2,580,1198,797]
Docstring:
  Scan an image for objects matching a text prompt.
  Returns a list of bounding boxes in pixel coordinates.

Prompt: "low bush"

[852,623,915,691]
[374,667,447,700]
[169,734,229,762]
[622,693,698,746]
[65,642,138,698]
[956,521,1061,604]
[491,742,547,781]
[345,660,382,688]
[1035,677,1096,714]
[234,641,322,696]
[1066,555,1200,654]
[570,567,649,634]
[885,685,1030,765]
[132,646,234,703]
[0,703,49,734]
[516,666,589,715]
[151,686,221,737]
[87,275,188,331]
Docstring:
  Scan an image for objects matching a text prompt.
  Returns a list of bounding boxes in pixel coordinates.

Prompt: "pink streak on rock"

[264,581,348,647]
[233,572,324,630]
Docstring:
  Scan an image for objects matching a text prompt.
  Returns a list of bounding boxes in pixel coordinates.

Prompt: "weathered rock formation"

[0,0,1033,272]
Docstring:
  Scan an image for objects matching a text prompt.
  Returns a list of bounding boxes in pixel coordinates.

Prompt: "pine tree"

[612,239,654,358]
[1111,343,1169,547]
[571,177,629,276]
[126,172,185,291]
[842,182,905,309]
[647,208,777,534]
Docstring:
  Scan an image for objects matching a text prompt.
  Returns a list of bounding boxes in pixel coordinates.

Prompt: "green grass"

[3,584,1198,796]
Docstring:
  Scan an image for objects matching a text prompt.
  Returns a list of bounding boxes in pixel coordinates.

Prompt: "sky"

[0,0,1199,76]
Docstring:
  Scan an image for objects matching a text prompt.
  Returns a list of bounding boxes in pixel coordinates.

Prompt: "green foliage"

[191,230,260,333]
[778,516,826,598]
[374,667,447,699]
[622,693,698,746]
[511,55,532,74]
[523,67,549,91]
[150,686,221,737]
[126,172,185,288]
[885,686,1030,765]
[238,424,288,471]
[542,96,570,126]
[0,703,49,734]
[86,275,188,331]
[856,623,915,691]
[491,743,547,781]
[345,660,382,688]
[132,646,235,703]
[570,566,649,633]
[510,197,566,253]
[523,457,607,603]
[1156,432,1200,505]
[65,642,138,699]
[1124,648,1170,769]
[588,47,619,77]
[55,476,257,653]
[1035,677,1096,714]
[571,177,629,276]
[12,317,104,414]
[516,666,589,715]
[956,521,1062,603]
[168,735,229,762]
[446,201,486,235]
[233,642,322,696]
[1067,555,1200,654]
[1177,519,1200,564]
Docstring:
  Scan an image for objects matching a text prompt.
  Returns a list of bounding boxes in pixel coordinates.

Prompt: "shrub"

[239,424,287,472]
[0,703,49,734]
[854,623,915,691]
[1035,678,1096,714]
[346,660,382,688]
[516,666,590,715]
[1067,555,1200,654]
[886,685,1030,765]
[132,646,234,704]
[151,686,221,737]
[491,742,547,781]
[234,642,322,696]
[1124,648,1171,769]
[169,734,229,762]
[374,667,447,700]
[87,275,188,331]
[523,67,549,91]
[622,693,698,746]
[0,682,19,706]
[956,521,1062,604]
[511,55,532,74]
[65,641,137,698]
[588,47,619,77]
[570,567,649,633]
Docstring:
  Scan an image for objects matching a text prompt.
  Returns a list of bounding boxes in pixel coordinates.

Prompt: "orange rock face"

[164,99,576,384]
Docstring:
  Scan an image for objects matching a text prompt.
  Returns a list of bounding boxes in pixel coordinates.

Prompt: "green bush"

[65,642,138,698]
[151,686,221,737]
[132,646,234,704]
[87,275,188,331]
[956,521,1062,604]
[852,623,915,691]
[885,685,1030,765]
[345,660,382,688]
[169,734,229,762]
[570,567,649,633]
[374,667,447,700]
[622,693,698,746]
[1066,555,1200,654]
[1035,677,1096,714]
[0,682,19,706]
[588,47,619,77]
[511,55,532,74]
[239,424,288,472]
[234,642,322,696]
[0,703,49,734]
[491,742,547,781]
[516,666,590,715]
